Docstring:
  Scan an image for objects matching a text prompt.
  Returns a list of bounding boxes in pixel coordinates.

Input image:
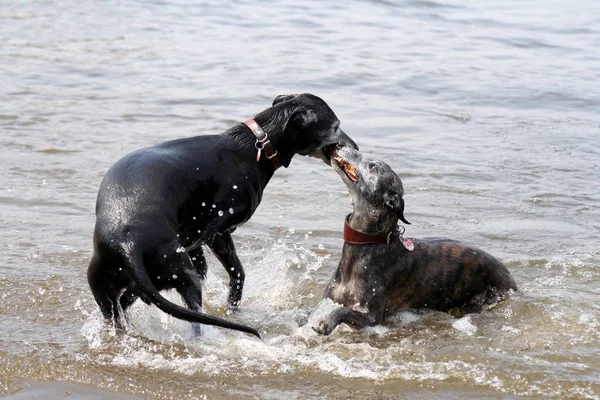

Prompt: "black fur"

[313,147,517,335]
[87,93,358,338]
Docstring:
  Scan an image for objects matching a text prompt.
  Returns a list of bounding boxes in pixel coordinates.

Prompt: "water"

[1,0,599,398]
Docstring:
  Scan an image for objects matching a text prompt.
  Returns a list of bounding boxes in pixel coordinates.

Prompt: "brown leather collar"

[243,118,282,170]
[343,214,401,245]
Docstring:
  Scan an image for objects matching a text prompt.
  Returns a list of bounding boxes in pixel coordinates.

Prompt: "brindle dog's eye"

[368,162,377,170]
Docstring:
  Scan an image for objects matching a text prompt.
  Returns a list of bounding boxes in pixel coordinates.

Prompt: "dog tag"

[256,147,262,162]
[401,237,414,251]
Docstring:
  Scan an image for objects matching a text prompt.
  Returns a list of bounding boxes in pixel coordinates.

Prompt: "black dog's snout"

[338,128,359,151]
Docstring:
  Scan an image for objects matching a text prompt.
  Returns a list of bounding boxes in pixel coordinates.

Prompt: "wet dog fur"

[313,147,517,335]
[87,93,358,338]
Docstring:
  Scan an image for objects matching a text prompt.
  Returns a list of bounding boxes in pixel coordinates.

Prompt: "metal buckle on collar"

[386,230,395,244]
[387,225,406,244]
[266,148,278,159]
[255,132,269,147]
[255,133,270,161]
[255,133,278,159]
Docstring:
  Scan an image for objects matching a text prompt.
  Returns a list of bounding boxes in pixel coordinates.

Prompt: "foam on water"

[79,240,442,381]
[452,315,478,336]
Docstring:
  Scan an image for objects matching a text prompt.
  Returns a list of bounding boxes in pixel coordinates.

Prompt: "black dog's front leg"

[188,246,208,282]
[208,232,245,307]
[313,307,378,335]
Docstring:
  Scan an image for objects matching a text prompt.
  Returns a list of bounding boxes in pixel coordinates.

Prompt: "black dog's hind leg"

[118,288,144,327]
[172,252,206,336]
[87,255,127,331]
[313,307,380,336]
[208,232,245,307]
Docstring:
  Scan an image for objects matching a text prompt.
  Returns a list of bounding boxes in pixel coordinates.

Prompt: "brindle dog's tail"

[123,249,261,339]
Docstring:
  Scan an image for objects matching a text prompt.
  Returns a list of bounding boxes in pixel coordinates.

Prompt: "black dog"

[313,147,517,335]
[87,93,358,338]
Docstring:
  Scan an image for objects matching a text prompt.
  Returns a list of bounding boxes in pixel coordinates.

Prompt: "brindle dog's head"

[328,145,409,226]
[256,93,358,166]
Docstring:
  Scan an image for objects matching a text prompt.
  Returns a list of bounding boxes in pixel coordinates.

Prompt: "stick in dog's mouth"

[325,144,359,184]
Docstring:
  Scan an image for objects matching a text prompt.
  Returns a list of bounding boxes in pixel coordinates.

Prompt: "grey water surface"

[1,0,599,398]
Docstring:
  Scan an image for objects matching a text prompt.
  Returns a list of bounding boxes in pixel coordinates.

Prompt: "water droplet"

[197,229,201,233]
[212,204,216,208]
[176,246,186,253]
[157,276,161,279]
[233,185,238,189]
[192,257,196,261]
[196,167,199,170]
[218,210,224,216]
[163,254,167,258]
[318,244,325,250]
[289,227,295,234]
[229,208,234,214]
[202,202,206,207]
[172,274,178,279]
[193,216,196,220]
[230,267,235,271]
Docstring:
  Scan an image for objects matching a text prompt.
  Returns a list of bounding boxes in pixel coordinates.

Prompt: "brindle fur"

[313,148,517,335]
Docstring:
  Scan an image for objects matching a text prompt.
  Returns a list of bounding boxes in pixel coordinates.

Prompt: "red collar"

[243,118,282,170]
[343,214,401,245]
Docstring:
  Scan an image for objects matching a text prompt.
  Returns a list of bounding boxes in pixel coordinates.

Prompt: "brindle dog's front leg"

[313,307,379,336]
[208,232,245,307]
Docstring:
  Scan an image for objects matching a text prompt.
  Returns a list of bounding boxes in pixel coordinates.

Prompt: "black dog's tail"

[123,250,261,339]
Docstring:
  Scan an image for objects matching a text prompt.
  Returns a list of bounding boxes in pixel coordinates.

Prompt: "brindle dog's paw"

[312,319,334,335]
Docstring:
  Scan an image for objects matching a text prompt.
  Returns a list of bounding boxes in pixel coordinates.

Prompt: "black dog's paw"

[227,299,242,310]
[312,319,334,336]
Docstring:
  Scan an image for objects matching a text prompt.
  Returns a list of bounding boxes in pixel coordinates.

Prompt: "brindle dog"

[88,93,358,338]
[313,147,517,335]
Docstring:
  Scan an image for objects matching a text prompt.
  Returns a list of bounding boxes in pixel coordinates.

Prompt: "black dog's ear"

[272,94,299,106]
[384,192,411,225]
[290,106,317,129]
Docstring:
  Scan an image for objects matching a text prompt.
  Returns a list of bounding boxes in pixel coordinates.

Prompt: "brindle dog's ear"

[272,94,298,106]
[384,192,411,225]
[396,197,410,225]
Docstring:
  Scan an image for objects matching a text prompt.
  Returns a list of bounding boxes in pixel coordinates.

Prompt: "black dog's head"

[257,93,358,166]
[328,145,409,225]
